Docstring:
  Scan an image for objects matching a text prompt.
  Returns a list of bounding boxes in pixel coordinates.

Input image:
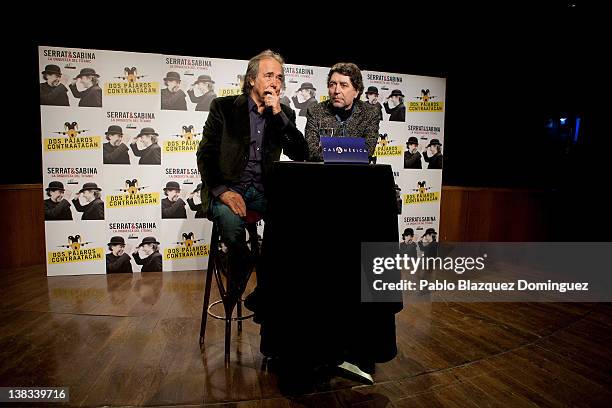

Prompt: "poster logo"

[106,179,160,208]
[45,122,101,151]
[374,133,403,156]
[407,124,441,136]
[105,67,159,95]
[403,215,437,226]
[48,235,104,264]
[408,89,444,112]
[163,125,201,152]
[403,181,440,204]
[164,232,209,260]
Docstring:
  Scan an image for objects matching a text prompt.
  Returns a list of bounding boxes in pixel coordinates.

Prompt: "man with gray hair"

[72,182,104,220]
[130,127,161,165]
[196,49,307,312]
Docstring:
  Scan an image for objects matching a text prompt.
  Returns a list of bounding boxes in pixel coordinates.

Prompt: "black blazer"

[196,94,307,211]
[133,251,162,272]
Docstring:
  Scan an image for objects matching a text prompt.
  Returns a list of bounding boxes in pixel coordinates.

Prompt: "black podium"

[258,162,403,370]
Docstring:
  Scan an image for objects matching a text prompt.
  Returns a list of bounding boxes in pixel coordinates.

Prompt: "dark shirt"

[130,143,161,165]
[400,241,418,259]
[161,197,187,219]
[69,83,102,107]
[208,96,293,199]
[404,150,422,169]
[292,96,317,117]
[161,88,187,110]
[72,198,104,220]
[40,83,69,106]
[423,152,443,169]
[106,253,133,273]
[44,198,72,220]
[103,143,130,164]
[236,97,266,192]
[187,197,205,218]
[383,102,406,122]
[133,251,162,272]
[187,89,216,111]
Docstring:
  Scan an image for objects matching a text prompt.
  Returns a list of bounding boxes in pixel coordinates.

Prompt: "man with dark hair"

[400,228,418,259]
[44,181,72,220]
[364,86,383,121]
[423,139,443,169]
[196,49,307,306]
[133,237,162,272]
[304,62,379,161]
[383,89,406,121]
[404,136,422,169]
[161,181,187,219]
[103,125,130,164]
[72,182,104,220]
[106,236,133,274]
[40,65,69,106]
[291,82,317,116]
[188,75,217,111]
[130,127,161,165]
[161,71,187,110]
[69,68,102,107]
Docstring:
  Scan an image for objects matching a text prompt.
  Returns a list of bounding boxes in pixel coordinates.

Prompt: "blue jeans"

[210,185,267,249]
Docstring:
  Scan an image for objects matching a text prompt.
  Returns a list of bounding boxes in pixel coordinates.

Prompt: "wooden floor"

[0,265,610,407]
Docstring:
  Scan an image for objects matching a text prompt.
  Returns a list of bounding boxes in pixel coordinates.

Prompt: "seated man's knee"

[213,202,246,246]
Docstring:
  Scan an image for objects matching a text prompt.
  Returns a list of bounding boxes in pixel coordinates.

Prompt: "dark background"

[4,3,607,237]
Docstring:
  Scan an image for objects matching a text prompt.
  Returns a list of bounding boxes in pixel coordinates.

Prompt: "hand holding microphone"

[263,88,281,115]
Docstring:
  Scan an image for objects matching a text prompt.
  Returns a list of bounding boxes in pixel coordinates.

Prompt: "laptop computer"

[320,136,369,164]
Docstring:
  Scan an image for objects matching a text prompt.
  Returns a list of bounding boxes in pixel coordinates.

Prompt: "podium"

[258,162,403,370]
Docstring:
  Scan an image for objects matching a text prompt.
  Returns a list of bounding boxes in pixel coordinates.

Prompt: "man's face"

[428,145,437,155]
[328,72,358,110]
[82,190,95,202]
[50,190,64,202]
[366,93,378,103]
[250,58,283,103]
[139,135,153,147]
[196,82,208,92]
[390,95,401,105]
[141,244,153,255]
[47,73,61,85]
[80,75,93,87]
[409,142,418,153]
[167,80,179,90]
[111,244,125,256]
[299,88,311,99]
[108,134,123,146]
[166,189,179,200]
[403,235,413,243]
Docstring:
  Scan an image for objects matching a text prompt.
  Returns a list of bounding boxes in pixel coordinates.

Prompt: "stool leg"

[223,286,234,365]
[237,300,243,333]
[200,224,218,345]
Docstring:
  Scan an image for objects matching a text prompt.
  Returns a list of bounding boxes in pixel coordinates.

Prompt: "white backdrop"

[39,46,446,276]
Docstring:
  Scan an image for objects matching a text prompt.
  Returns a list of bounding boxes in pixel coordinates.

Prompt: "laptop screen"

[320,137,369,164]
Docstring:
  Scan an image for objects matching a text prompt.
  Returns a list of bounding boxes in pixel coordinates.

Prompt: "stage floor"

[0,265,610,407]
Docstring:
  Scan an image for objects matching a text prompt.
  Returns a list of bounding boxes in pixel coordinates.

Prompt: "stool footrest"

[207,299,254,321]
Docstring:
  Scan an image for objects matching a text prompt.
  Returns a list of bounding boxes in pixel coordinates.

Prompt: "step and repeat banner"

[39,46,445,276]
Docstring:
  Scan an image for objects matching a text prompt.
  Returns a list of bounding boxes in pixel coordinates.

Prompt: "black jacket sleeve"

[197,98,224,190]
